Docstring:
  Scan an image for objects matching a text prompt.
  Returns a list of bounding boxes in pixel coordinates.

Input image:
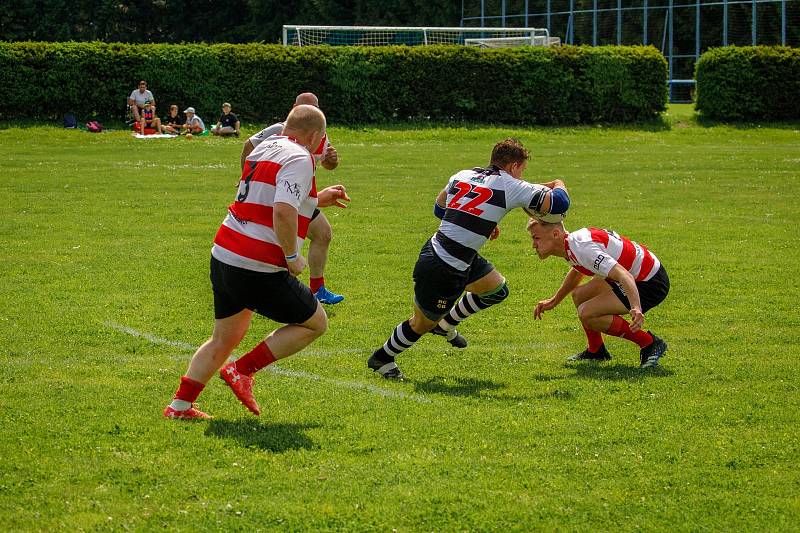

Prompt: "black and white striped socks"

[372,320,423,363]
[439,292,491,330]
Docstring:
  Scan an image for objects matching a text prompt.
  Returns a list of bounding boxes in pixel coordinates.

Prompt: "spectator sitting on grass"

[211,102,240,137]
[140,101,161,134]
[181,107,205,134]
[162,104,185,135]
[128,80,155,122]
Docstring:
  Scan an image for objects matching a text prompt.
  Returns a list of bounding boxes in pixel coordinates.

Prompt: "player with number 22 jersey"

[368,138,570,380]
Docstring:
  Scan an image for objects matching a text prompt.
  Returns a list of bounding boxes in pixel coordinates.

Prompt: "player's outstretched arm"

[534,269,584,320]
[317,185,351,209]
[605,264,644,331]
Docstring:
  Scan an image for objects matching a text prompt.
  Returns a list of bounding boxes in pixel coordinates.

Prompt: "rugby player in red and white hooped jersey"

[528,220,670,368]
[240,92,344,306]
[163,105,351,419]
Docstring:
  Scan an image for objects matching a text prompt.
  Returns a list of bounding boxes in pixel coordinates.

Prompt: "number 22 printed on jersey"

[447,182,493,216]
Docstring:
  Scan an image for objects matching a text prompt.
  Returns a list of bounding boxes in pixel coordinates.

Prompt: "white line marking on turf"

[106,321,196,350]
[105,321,432,404]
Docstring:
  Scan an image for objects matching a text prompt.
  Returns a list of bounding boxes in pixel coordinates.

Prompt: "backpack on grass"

[86,120,103,133]
[63,113,77,128]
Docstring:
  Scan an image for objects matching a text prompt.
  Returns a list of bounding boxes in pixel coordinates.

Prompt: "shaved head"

[294,92,319,107]
[286,104,325,133]
[283,105,326,150]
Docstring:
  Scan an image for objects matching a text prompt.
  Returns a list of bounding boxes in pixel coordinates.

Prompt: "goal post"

[283,26,553,47]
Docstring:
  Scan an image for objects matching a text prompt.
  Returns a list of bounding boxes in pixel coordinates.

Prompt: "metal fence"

[461,0,800,102]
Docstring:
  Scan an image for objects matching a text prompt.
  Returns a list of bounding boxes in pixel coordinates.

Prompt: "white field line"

[105,322,196,350]
[105,321,433,404]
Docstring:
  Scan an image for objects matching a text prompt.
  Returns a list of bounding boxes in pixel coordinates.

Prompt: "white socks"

[170,399,191,411]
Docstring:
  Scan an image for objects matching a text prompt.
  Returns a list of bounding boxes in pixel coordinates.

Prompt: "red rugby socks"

[174,375,205,403]
[583,324,605,352]
[235,341,277,376]
[606,315,653,348]
[310,276,324,293]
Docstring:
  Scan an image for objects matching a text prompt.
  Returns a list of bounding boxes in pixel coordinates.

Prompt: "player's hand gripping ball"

[526,186,569,223]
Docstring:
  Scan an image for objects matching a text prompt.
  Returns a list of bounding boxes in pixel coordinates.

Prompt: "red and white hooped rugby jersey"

[211,135,317,273]
[565,227,661,281]
[249,122,329,161]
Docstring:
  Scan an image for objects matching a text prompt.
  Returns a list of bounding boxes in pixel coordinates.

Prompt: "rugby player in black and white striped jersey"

[368,138,570,379]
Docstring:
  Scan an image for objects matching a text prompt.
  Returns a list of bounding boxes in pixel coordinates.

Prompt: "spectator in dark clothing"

[211,102,240,137]
[162,104,185,135]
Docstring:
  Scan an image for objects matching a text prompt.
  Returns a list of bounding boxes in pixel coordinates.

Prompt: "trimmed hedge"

[0,42,667,125]
[695,46,800,121]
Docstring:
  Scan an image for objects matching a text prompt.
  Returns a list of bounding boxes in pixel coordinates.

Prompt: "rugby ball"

[524,207,565,223]
[532,210,566,223]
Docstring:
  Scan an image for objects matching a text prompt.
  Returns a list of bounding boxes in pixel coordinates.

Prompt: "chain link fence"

[462,0,800,101]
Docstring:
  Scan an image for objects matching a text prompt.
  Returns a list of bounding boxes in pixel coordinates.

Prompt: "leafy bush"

[695,46,800,121]
[0,42,667,125]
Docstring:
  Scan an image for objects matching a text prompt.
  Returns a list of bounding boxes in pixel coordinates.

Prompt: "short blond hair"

[527,217,565,232]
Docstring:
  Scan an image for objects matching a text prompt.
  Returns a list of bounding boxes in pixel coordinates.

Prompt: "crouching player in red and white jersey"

[163,105,351,419]
[528,219,670,368]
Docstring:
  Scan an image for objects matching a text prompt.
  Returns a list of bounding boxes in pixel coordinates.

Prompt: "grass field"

[1,106,799,531]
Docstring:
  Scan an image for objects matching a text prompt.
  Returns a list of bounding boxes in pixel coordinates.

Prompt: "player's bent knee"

[318,221,333,244]
[571,291,583,307]
[308,218,332,244]
[409,314,436,335]
[209,334,243,354]
[306,306,328,337]
[478,282,509,305]
[576,303,592,323]
[317,225,332,245]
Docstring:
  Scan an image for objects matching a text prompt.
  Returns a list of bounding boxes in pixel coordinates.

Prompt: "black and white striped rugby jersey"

[431,165,549,271]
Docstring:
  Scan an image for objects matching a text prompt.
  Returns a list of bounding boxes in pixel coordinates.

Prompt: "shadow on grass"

[532,389,576,401]
[411,375,576,402]
[411,376,504,397]
[205,418,319,452]
[568,362,674,381]
[409,375,527,401]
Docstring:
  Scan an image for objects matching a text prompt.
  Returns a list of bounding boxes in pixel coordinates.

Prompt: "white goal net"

[283,26,554,47]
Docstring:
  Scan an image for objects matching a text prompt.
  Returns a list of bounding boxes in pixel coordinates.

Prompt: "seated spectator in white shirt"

[181,107,205,134]
[128,80,155,122]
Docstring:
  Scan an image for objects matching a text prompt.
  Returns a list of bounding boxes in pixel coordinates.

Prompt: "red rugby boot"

[220,362,261,415]
[163,404,211,420]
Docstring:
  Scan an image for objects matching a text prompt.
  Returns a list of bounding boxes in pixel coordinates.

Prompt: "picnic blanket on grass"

[133,133,178,139]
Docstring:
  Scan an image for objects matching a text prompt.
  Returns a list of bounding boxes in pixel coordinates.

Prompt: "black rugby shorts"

[607,265,670,313]
[210,256,318,323]
[412,239,494,321]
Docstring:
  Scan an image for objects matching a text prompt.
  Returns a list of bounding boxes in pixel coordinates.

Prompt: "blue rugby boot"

[315,286,344,305]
